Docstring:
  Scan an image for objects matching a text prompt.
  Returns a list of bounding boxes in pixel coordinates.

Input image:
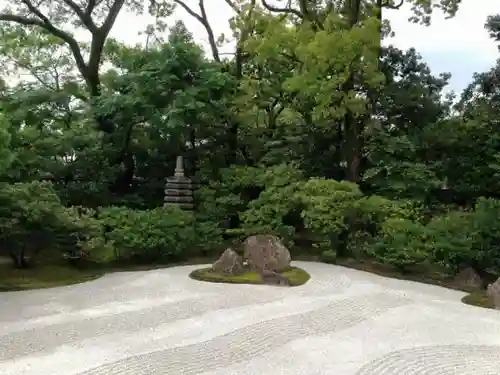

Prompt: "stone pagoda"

[164,156,194,210]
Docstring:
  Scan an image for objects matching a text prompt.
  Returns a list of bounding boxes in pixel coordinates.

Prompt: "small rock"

[243,235,291,273]
[259,269,290,286]
[486,277,500,310]
[212,248,244,276]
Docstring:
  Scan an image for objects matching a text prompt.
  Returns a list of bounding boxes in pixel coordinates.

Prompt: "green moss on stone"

[189,266,310,286]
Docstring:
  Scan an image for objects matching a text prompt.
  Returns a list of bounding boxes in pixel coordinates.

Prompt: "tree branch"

[261,0,303,19]
[11,58,55,90]
[223,0,239,13]
[0,13,40,26]
[174,0,205,24]
[61,0,98,31]
[100,0,126,36]
[85,0,97,18]
[382,0,404,10]
[234,0,256,78]
[173,0,220,62]
[198,0,220,62]
[84,0,126,94]
[261,0,322,30]
[0,3,88,83]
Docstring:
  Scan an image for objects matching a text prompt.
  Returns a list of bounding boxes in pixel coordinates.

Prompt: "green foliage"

[197,164,304,237]
[426,210,473,274]
[246,10,382,123]
[98,206,196,263]
[0,115,12,174]
[241,181,301,241]
[299,178,362,250]
[424,198,500,276]
[0,181,97,267]
[467,198,500,272]
[193,219,224,254]
[355,195,417,227]
[367,218,430,271]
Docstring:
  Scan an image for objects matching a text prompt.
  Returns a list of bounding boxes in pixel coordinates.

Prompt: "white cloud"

[386,0,498,62]
[383,0,499,91]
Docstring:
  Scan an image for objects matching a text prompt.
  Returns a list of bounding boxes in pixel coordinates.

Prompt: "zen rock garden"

[190,234,310,287]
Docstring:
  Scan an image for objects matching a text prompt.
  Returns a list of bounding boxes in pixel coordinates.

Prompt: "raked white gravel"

[0,261,499,375]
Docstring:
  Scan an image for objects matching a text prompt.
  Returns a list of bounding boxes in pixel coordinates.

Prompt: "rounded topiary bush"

[189,266,310,286]
[320,250,337,264]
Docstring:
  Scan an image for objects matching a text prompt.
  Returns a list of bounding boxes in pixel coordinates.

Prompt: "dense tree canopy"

[0,0,498,298]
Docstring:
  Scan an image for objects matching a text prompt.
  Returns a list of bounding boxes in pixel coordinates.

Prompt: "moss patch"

[190,266,311,286]
[461,292,496,310]
[0,264,104,291]
[0,256,220,292]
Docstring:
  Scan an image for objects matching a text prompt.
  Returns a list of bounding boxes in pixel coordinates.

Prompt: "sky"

[106,0,499,94]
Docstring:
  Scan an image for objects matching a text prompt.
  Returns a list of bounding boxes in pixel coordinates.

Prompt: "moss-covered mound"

[189,266,310,286]
[461,292,496,309]
[0,264,104,291]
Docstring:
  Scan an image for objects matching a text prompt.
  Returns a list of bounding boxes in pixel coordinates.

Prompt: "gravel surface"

[0,261,499,375]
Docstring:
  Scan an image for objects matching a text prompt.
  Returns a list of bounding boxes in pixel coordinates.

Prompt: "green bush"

[424,198,500,280]
[355,196,425,229]
[193,218,224,255]
[0,181,98,268]
[197,163,304,239]
[299,178,362,256]
[367,218,429,271]
[351,196,426,259]
[240,182,301,244]
[346,230,374,258]
[98,206,196,263]
[426,210,473,274]
[468,198,500,273]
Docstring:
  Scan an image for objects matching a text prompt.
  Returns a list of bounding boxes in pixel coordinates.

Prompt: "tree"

[363,46,451,198]
[0,0,163,96]
[258,0,463,182]
[172,0,258,166]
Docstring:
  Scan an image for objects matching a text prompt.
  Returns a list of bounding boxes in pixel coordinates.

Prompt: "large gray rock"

[454,267,483,290]
[243,235,291,273]
[486,277,500,310]
[212,248,244,276]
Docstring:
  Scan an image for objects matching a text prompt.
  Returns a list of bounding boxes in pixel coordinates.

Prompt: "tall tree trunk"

[9,247,28,269]
[341,0,362,183]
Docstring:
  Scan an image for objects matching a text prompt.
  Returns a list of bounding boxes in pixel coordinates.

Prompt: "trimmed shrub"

[98,206,196,263]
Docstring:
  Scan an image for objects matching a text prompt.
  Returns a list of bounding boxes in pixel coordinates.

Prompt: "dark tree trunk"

[341,0,362,183]
[9,248,29,269]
